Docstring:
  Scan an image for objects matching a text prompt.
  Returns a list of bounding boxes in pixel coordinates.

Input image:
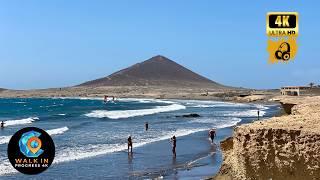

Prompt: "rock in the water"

[176,113,201,118]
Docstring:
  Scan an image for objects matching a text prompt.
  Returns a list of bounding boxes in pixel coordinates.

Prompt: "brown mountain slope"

[78,55,226,88]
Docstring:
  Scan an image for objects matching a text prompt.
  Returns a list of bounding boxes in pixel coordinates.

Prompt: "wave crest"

[227,109,266,117]
[0,126,69,145]
[46,126,69,135]
[3,117,38,127]
[85,104,186,119]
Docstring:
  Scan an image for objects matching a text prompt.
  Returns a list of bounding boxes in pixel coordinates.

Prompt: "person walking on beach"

[1,121,4,128]
[145,122,149,131]
[128,136,133,153]
[257,109,260,120]
[209,129,216,143]
[171,135,177,157]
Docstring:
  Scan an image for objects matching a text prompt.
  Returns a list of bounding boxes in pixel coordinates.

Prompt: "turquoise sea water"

[0,98,280,179]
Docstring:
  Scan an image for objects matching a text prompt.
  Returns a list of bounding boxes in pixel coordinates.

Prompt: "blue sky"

[0,1,319,90]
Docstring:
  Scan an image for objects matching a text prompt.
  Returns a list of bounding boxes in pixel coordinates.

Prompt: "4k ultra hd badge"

[266,12,299,64]
[7,127,55,175]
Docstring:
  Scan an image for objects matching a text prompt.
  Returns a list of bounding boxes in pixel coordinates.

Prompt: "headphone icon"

[275,42,291,61]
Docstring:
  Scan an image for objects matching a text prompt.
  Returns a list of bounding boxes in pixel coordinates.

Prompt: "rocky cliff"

[214,96,320,180]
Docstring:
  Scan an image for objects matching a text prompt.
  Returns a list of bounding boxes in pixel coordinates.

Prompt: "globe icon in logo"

[19,131,44,157]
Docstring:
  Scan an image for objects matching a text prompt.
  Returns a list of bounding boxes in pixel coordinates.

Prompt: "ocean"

[0,98,280,179]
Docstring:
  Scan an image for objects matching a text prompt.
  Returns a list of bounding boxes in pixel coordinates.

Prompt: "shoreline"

[0,97,276,179]
[0,86,278,103]
[212,96,320,179]
[0,95,278,179]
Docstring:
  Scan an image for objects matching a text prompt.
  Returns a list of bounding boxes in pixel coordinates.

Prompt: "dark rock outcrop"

[176,113,201,118]
[280,102,297,114]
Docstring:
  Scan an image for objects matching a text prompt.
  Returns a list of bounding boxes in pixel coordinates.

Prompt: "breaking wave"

[190,117,241,128]
[180,100,250,108]
[12,102,27,104]
[118,98,174,104]
[227,109,266,117]
[0,136,11,145]
[85,104,186,119]
[46,126,69,135]
[52,97,103,100]
[0,126,69,145]
[3,117,38,127]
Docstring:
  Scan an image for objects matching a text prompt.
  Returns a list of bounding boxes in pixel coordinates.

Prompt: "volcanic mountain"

[79,55,225,88]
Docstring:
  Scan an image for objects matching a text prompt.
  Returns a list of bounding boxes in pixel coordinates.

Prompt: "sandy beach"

[0,86,278,103]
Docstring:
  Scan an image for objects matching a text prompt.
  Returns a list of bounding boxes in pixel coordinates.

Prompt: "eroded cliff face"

[215,96,320,180]
[230,127,320,179]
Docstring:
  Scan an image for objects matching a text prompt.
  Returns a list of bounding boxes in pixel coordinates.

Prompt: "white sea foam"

[118,98,153,103]
[0,115,242,175]
[192,104,217,108]
[3,117,38,127]
[178,100,250,108]
[46,126,69,135]
[190,117,241,128]
[138,99,152,103]
[55,121,239,164]
[0,128,203,175]
[0,126,69,145]
[0,136,11,145]
[192,103,249,108]
[153,99,174,104]
[216,118,242,128]
[52,97,104,101]
[119,98,174,104]
[12,102,27,104]
[0,128,206,175]
[52,97,174,105]
[85,104,186,119]
[54,128,207,164]
[0,161,16,175]
[52,122,238,165]
[227,109,266,117]
[254,104,270,110]
[187,152,216,167]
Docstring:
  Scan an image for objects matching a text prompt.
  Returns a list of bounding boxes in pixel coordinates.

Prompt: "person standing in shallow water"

[128,136,133,153]
[209,129,216,143]
[171,135,177,157]
[1,121,4,128]
[145,122,149,131]
[258,109,260,120]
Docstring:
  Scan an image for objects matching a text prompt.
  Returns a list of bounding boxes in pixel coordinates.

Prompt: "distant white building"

[280,86,320,96]
[280,86,311,96]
